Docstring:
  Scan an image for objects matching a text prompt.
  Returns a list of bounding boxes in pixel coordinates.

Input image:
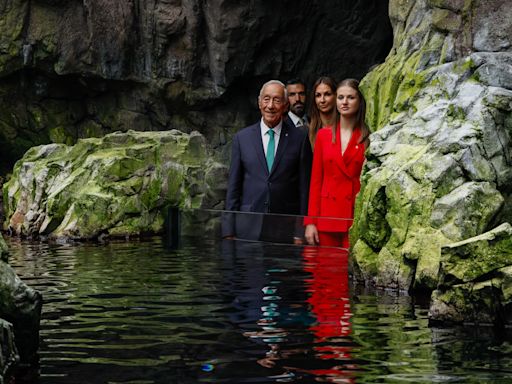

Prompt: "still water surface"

[7,237,512,383]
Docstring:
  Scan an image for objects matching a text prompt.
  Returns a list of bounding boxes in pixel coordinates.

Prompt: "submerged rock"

[429,223,512,326]
[3,130,227,240]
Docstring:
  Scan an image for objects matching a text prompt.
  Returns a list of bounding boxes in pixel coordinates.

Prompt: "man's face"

[258,83,287,128]
[286,83,306,117]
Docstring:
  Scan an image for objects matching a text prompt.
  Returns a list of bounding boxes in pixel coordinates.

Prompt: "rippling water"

[6,237,512,383]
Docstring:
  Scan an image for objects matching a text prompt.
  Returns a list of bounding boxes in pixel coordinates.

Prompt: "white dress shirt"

[288,111,307,127]
[260,119,282,157]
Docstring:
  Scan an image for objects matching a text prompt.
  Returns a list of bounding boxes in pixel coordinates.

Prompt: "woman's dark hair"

[308,76,337,148]
[332,78,370,146]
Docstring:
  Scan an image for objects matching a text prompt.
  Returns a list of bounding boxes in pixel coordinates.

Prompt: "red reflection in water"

[301,245,355,382]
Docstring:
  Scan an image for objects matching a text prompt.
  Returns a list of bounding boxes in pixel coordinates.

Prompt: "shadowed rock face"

[0,318,19,382]
[0,247,42,365]
[0,0,392,172]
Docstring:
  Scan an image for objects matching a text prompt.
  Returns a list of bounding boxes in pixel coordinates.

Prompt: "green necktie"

[266,129,275,171]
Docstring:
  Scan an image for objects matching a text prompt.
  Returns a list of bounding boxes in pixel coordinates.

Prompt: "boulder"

[3,130,228,239]
[429,223,512,326]
[0,318,19,384]
[351,0,512,293]
[0,255,42,363]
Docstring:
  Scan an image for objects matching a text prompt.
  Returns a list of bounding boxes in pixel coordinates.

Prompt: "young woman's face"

[336,85,360,117]
[314,83,335,114]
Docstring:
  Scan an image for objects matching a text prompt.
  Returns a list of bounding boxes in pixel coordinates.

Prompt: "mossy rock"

[3,130,228,239]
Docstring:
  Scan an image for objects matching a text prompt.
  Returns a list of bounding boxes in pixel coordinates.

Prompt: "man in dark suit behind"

[284,79,308,130]
[222,80,312,242]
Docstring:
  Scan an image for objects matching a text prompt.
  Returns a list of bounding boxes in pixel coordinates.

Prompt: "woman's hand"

[305,224,319,245]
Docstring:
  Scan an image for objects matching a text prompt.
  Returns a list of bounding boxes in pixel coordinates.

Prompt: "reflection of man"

[285,79,307,129]
[222,80,312,241]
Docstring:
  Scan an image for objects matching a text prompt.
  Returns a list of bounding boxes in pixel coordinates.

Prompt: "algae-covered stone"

[3,130,228,239]
[430,182,504,241]
[429,223,512,326]
[438,223,512,288]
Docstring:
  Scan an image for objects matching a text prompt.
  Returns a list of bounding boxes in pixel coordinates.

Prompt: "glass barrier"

[166,207,354,249]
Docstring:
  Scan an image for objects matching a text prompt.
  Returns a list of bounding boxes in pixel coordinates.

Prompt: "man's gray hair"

[258,80,288,101]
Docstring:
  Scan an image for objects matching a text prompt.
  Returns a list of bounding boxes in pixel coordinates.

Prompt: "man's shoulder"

[236,122,260,136]
[284,119,308,141]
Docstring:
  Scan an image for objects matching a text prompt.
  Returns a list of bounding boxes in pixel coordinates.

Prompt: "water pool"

[7,237,512,383]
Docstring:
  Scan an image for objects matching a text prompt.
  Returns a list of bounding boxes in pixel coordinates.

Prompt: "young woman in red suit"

[304,78,370,248]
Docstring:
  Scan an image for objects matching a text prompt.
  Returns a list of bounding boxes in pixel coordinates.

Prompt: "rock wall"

[351,0,512,302]
[0,0,392,174]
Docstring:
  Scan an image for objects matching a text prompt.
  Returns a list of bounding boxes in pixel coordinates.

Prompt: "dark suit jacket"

[222,119,312,239]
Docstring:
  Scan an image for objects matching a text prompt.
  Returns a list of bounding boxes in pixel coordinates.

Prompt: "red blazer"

[305,125,366,232]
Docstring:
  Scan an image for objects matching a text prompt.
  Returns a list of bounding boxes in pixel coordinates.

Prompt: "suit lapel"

[250,124,269,175]
[342,128,362,165]
[334,127,362,177]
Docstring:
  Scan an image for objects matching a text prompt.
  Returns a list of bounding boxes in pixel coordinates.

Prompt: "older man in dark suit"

[222,80,312,242]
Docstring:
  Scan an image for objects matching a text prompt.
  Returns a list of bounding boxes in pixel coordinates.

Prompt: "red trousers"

[318,232,349,248]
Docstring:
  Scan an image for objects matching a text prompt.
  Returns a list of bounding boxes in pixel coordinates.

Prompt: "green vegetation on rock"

[3,130,228,239]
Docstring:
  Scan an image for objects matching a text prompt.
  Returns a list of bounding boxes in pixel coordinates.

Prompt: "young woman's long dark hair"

[308,76,337,148]
[331,78,370,146]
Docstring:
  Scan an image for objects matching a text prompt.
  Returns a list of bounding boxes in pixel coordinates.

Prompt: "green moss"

[446,103,466,121]
[351,239,380,284]
[431,8,462,32]
[355,182,391,249]
[361,50,430,131]
[376,246,415,290]
[140,178,162,209]
[49,126,74,145]
[440,223,512,286]
[5,130,222,239]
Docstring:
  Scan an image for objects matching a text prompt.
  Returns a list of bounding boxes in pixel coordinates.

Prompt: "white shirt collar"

[288,111,306,127]
[260,118,283,136]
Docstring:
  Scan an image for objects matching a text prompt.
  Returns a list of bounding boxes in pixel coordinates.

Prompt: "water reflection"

[5,236,512,383]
